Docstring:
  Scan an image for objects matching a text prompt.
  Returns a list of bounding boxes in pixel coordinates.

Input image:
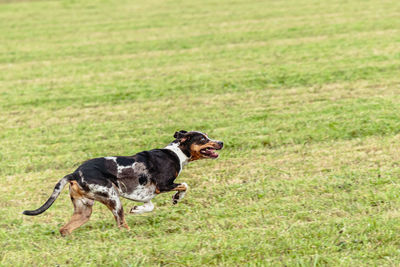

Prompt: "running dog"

[23,130,223,236]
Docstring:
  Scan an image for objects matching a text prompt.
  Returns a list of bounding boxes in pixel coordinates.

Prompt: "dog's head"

[173,130,223,161]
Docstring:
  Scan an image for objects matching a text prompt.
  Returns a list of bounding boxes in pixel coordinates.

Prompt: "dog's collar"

[164,143,189,173]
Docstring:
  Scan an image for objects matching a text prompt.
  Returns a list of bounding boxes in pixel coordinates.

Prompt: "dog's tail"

[22,175,72,216]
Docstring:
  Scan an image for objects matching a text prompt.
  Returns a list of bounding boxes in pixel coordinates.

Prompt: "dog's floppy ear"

[174,130,187,139]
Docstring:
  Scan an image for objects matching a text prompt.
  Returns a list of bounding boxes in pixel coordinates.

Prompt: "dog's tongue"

[208,148,219,158]
[201,148,219,158]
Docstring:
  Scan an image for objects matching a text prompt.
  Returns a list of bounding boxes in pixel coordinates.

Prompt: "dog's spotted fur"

[23,130,223,236]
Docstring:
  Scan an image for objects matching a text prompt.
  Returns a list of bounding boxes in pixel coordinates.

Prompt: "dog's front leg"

[156,183,189,205]
[171,183,189,205]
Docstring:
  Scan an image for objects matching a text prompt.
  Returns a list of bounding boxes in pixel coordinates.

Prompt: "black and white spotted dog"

[23,130,223,236]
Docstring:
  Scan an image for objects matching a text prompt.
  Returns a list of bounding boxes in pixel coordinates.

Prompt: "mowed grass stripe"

[3,28,400,83]
[2,14,400,63]
[2,79,400,131]
[2,27,399,77]
[2,8,398,46]
[2,62,400,110]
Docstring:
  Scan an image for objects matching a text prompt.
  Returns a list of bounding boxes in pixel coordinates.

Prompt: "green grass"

[1,0,400,265]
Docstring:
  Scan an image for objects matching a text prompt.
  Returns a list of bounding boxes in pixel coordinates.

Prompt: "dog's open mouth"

[200,147,220,158]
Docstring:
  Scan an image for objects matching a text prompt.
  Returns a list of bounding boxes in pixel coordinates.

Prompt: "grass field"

[1,0,400,265]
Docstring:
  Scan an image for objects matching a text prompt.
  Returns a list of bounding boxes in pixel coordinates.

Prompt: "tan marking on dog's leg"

[59,182,94,236]
[172,183,188,191]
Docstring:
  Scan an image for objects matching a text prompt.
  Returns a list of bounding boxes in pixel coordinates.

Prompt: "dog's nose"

[218,141,224,149]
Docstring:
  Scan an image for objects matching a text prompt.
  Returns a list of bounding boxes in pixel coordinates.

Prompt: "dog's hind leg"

[130,201,154,214]
[59,181,94,236]
[97,188,129,230]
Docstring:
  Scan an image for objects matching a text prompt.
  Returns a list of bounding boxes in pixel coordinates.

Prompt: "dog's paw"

[130,203,154,214]
[59,228,71,237]
[130,206,141,214]
[172,194,179,205]
[172,191,186,205]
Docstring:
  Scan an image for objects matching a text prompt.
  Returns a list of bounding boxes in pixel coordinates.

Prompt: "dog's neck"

[164,142,189,173]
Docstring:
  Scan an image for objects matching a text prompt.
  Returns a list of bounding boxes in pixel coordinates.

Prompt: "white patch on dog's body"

[164,143,189,175]
[119,184,156,202]
[99,160,156,203]
[117,162,136,175]
[78,170,116,200]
